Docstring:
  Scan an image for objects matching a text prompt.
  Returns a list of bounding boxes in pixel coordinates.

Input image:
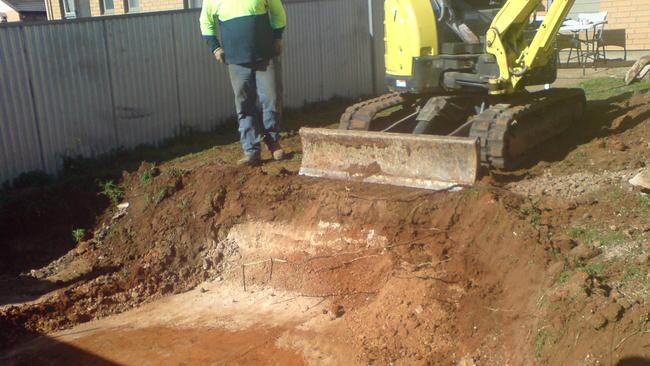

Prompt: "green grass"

[638,194,650,208]
[600,231,627,247]
[621,264,645,284]
[568,226,627,247]
[580,77,650,101]
[583,260,611,278]
[568,227,598,243]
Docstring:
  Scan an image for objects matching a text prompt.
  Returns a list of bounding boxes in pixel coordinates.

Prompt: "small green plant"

[638,194,650,208]
[525,207,542,228]
[145,186,173,208]
[138,163,159,186]
[568,227,586,240]
[72,228,86,243]
[291,152,303,161]
[568,227,600,244]
[99,180,124,204]
[573,151,587,159]
[168,167,189,178]
[125,227,136,241]
[177,197,190,210]
[238,172,249,185]
[553,265,572,286]
[640,312,650,326]
[153,189,167,204]
[535,329,548,359]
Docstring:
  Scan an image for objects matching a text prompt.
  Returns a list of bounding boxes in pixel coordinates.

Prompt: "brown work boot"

[237,153,261,166]
[272,148,285,161]
[267,141,285,161]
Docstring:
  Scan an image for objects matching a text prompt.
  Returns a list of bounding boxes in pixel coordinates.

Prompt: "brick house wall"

[0,0,22,21]
[44,0,61,19]
[601,0,650,50]
[48,0,187,20]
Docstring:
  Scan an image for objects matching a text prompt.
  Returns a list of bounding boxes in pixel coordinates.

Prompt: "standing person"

[200,0,287,165]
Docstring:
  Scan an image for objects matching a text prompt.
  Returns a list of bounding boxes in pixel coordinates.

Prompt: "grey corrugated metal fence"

[0,0,384,185]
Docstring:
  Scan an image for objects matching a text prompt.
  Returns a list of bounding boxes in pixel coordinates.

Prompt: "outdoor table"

[559,20,607,72]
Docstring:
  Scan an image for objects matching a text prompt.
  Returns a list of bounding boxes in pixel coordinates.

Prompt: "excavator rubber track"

[339,92,408,131]
[469,88,586,169]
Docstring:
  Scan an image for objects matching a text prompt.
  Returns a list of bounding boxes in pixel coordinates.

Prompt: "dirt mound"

[0,151,554,364]
[506,92,650,198]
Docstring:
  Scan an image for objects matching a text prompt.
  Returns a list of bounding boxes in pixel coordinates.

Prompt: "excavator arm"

[486,0,576,93]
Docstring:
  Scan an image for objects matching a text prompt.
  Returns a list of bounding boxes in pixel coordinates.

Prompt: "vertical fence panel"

[282,2,324,108]
[319,0,373,99]
[0,26,44,184]
[106,14,181,149]
[23,21,115,174]
[173,10,234,132]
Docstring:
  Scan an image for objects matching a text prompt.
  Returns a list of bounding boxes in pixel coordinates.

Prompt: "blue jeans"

[228,59,281,156]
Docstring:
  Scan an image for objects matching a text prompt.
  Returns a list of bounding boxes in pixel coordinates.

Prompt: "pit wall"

[0,0,377,185]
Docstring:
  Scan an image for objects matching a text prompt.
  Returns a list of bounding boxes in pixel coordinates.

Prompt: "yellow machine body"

[384,0,438,77]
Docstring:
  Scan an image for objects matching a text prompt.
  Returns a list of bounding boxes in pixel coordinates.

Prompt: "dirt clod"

[590,313,608,330]
[569,244,602,260]
[602,302,625,322]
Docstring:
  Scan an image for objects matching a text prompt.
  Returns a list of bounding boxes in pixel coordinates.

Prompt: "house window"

[126,0,139,12]
[102,0,114,14]
[185,0,202,9]
[63,0,76,18]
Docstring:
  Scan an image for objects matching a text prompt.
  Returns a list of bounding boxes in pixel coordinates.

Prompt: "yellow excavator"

[299,0,585,190]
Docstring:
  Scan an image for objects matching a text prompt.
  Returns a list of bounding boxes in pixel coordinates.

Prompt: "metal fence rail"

[0,0,382,184]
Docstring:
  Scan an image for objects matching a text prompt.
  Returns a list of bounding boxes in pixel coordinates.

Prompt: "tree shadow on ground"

[1,325,120,366]
[0,265,121,307]
[616,357,650,366]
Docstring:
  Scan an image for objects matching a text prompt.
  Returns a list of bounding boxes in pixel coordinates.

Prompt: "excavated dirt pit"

[2,90,650,365]
[1,163,552,365]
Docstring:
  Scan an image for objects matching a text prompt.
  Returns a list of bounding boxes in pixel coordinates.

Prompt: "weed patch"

[99,180,124,205]
[138,163,161,187]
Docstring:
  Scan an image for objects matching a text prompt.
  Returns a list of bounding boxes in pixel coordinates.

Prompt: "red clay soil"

[0,158,551,365]
[6,326,306,366]
[1,93,650,365]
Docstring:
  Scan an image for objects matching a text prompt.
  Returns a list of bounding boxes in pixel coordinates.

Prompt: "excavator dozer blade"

[299,128,480,191]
